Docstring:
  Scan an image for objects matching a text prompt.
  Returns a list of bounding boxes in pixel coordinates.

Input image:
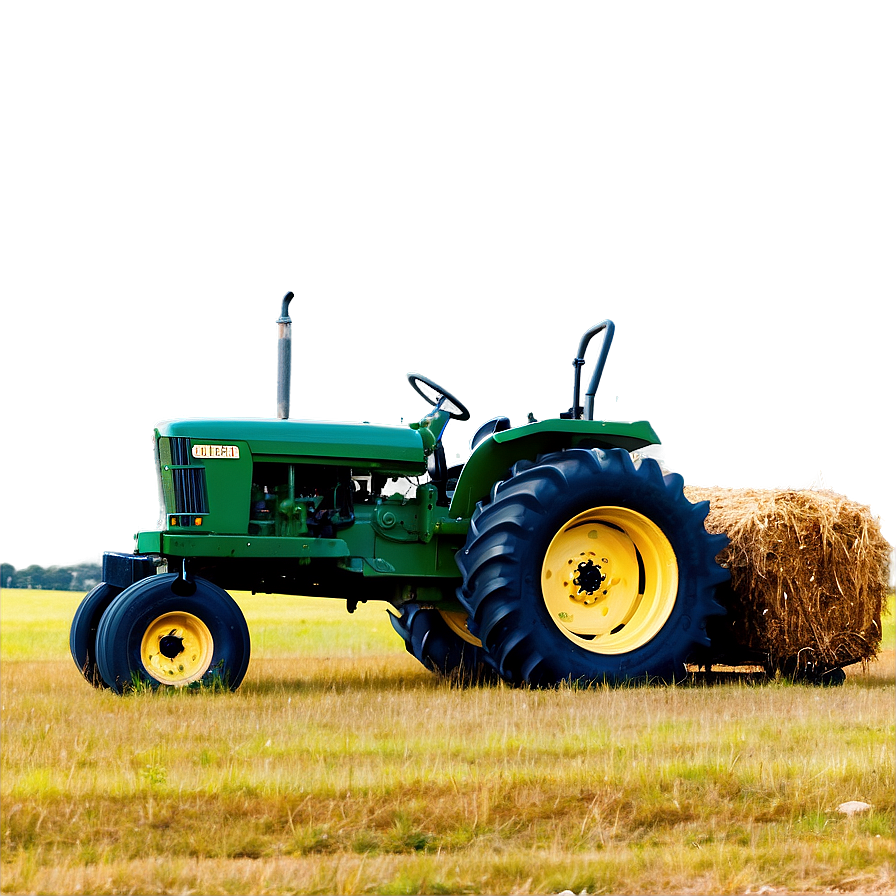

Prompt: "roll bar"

[570,320,615,421]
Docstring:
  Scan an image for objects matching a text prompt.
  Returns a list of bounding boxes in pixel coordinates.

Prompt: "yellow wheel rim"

[439,610,483,647]
[140,612,214,686]
[541,506,678,654]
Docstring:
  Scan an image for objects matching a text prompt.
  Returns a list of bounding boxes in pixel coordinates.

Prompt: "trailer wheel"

[95,574,251,694]
[815,667,847,686]
[457,448,729,686]
[70,583,122,688]
[771,655,848,687]
[390,603,497,683]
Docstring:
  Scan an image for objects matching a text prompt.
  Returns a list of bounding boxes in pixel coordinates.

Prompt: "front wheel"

[457,448,729,686]
[95,574,251,694]
[70,582,122,688]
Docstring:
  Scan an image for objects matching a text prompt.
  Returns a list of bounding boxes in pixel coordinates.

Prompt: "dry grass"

[1,588,894,895]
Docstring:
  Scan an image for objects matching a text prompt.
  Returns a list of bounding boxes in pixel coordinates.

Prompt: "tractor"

[71,293,729,693]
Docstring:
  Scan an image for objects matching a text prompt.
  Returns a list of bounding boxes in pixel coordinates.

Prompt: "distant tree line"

[1,562,102,591]
[0,549,896,593]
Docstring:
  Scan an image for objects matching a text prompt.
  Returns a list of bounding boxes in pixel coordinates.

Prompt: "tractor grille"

[160,437,209,518]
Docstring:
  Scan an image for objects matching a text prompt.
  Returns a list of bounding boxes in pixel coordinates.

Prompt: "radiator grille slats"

[161,437,209,517]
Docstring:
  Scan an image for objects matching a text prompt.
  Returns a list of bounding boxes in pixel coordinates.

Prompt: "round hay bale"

[684,486,891,671]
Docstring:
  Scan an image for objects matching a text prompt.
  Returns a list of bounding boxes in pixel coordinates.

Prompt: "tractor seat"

[470,416,511,451]
[432,417,511,506]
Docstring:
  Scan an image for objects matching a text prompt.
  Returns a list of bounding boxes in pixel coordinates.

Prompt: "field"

[1,588,894,896]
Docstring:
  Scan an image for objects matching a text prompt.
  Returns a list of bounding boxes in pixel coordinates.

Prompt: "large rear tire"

[390,603,497,683]
[456,448,729,686]
[70,582,122,688]
[95,574,251,694]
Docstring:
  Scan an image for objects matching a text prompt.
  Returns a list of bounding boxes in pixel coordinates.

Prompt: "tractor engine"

[248,462,361,538]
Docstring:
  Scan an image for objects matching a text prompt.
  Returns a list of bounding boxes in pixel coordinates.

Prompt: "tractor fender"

[448,418,660,519]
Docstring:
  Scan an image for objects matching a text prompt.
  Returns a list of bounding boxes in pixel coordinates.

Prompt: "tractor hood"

[156,418,427,471]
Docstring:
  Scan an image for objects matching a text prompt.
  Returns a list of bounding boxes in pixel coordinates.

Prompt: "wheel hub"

[541,507,679,654]
[158,630,185,660]
[573,558,607,604]
[140,611,214,686]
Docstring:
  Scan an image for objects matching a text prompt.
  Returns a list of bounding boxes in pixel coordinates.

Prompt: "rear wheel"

[95,573,251,694]
[457,448,729,686]
[70,583,122,688]
[390,603,497,683]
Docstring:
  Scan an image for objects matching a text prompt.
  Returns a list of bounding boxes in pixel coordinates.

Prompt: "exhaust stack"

[277,292,294,419]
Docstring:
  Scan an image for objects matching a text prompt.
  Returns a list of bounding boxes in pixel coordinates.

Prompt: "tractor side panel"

[370,536,444,578]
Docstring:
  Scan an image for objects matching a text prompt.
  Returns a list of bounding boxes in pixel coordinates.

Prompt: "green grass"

[0,588,401,661]
[4,588,892,662]
[881,589,895,651]
[1,588,893,895]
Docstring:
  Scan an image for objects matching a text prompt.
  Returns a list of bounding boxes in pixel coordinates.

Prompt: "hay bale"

[684,486,891,671]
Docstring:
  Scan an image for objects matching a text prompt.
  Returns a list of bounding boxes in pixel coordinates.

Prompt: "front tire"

[70,582,122,688]
[95,574,251,694]
[457,448,729,686]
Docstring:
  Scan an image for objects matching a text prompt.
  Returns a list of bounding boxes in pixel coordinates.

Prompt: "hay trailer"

[74,293,745,693]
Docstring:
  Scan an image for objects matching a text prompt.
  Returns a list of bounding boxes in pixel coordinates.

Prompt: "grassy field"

[1,588,893,895]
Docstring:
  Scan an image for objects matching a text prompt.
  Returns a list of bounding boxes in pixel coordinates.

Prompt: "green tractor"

[71,293,729,693]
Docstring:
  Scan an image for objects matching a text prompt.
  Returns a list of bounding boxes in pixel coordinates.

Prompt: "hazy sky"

[2,3,893,578]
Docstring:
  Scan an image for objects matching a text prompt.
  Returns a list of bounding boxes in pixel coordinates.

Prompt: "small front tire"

[70,583,122,688]
[95,574,251,694]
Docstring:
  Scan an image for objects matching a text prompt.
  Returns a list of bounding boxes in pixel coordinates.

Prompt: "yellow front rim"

[140,612,214,686]
[439,610,483,647]
[541,506,678,654]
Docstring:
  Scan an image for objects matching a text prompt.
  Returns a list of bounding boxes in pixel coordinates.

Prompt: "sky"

[1,2,893,580]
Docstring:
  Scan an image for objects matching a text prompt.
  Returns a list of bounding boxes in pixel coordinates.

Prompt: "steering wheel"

[407,373,471,421]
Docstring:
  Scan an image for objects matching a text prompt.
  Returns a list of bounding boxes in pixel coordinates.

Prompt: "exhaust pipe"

[277,292,294,419]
